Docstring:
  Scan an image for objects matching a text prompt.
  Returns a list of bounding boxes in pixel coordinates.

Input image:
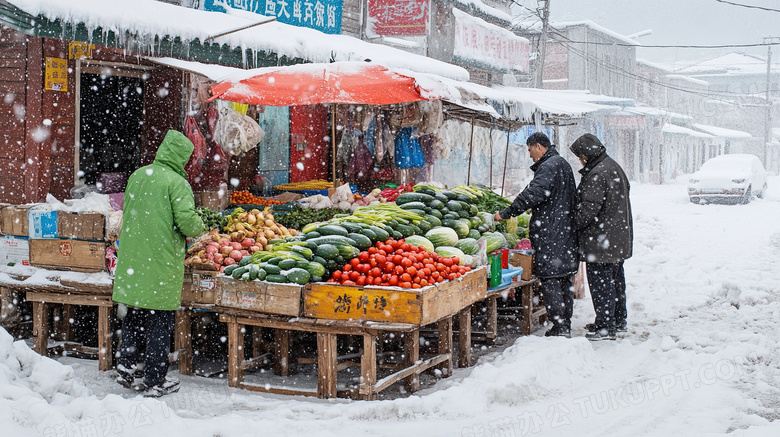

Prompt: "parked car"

[688,154,768,204]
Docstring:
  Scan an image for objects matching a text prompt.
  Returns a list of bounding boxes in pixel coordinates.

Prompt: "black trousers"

[539,276,574,331]
[586,261,627,331]
[118,307,174,387]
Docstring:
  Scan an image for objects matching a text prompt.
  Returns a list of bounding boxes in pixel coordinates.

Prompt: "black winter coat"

[498,148,579,279]
[570,135,633,263]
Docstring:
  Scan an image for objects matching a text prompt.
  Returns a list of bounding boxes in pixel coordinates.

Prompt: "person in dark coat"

[569,133,633,341]
[495,132,579,337]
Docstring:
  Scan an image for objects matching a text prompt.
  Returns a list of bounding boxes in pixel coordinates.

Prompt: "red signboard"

[367,0,429,36]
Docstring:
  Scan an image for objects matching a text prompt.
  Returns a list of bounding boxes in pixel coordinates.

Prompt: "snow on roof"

[451,0,512,24]
[666,74,709,87]
[636,59,673,72]
[662,123,714,138]
[670,52,779,76]
[8,0,470,81]
[549,20,641,46]
[692,123,752,139]
[625,106,694,124]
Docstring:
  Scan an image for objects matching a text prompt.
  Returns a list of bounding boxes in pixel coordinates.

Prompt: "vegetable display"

[275,206,350,231]
[328,238,470,288]
[230,190,286,205]
[195,206,227,231]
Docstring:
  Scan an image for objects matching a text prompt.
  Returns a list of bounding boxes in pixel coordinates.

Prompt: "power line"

[714,0,780,13]
[548,36,780,49]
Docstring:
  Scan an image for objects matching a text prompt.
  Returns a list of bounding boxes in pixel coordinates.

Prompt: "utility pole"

[764,37,779,169]
[534,0,550,89]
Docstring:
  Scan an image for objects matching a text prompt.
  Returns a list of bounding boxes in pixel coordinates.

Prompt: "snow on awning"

[2,0,469,81]
[691,124,752,139]
[147,57,241,82]
[662,123,714,138]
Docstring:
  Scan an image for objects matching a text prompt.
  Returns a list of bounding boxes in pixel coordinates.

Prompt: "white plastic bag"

[213,106,265,155]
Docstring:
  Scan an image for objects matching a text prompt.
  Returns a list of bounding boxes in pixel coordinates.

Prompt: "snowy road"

[2,178,780,436]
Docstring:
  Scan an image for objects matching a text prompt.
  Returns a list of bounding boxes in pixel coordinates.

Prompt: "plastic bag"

[394,126,425,169]
[573,262,587,299]
[184,115,207,181]
[506,216,518,234]
[213,106,265,156]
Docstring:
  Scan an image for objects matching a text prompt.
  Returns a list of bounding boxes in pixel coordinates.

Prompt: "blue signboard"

[203,0,342,35]
[510,125,554,145]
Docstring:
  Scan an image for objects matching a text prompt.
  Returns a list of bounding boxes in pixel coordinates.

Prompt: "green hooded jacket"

[113,130,205,310]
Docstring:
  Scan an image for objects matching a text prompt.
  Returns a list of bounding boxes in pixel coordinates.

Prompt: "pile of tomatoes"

[328,238,471,288]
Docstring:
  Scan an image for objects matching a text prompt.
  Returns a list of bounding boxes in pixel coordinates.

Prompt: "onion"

[223,257,236,266]
[230,242,243,251]
[220,238,231,246]
[190,256,203,264]
[250,245,261,253]
[213,253,224,264]
[242,238,255,248]
[230,250,243,261]
[205,245,218,255]
[220,246,233,256]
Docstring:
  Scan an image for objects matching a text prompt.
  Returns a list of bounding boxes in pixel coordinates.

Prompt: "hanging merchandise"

[395,126,425,169]
[382,113,395,162]
[364,117,376,156]
[213,105,265,156]
[418,100,443,135]
[184,115,207,177]
[400,102,422,127]
[347,135,374,179]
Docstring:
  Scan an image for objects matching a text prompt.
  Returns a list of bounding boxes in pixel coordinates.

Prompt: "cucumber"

[418,220,432,233]
[232,266,249,279]
[223,264,240,276]
[256,269,267,281]
[415,187,437,197]
[306,236,358,247]
[428,209,443,219]
[295,260,311,269]
[315,244,341,260]
[458,210,470,219]
[396,224,414,237]
[340,222,364,233]
[304,261,326,278]
[395,192,435,205]
[265,274,288,283]
[337,244,360,259]
[368,226,389,241]
[310,275,323,283]
[469,204,479,216]
[391,230,403,239]
[303,231,321,240]
[260,263,282,275]
[238,256,253,267]
[404,209,427,217]
[443,212,459,221]
[317,225,349,237]
[278,258,298,270]
[267,257,282,265]
[347,233,372,250]
[240,272,251,281]
[248,263,260,280]
[428,199,444,210]
[360,228,378,242]
[312,255,328,266]
[442,191,458,200]
[399,201,428,211]
[446,200,463,212]
[425,214,442,227]
[455,194,473,204]
[434,193,449,204]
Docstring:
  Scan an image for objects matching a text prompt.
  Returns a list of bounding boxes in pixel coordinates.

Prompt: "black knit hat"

[569,133,605,160]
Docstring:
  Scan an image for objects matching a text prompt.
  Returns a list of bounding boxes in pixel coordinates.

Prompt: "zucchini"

[395,192,435,205]
[337,244,360,259]
[425,214,442,227]
[312,255,328,266]
[446,200,463,212]
[232,266,249,279]
[399,201,428,211]
[455,194,473,204]
[434,193,449,204]
[315,244,341,260]
[248,264,260,280]
[417,219,432,233]
[317,225,349,237]
[441,191,458,200]
[295,260,311,269]
[239,256,253,267]
[404,209,427,217]
[415,187,437,196]
[265,274,288,283]
[267,257,282,265]
[303,231,321,240]
[340,222,364,233]
[305,236,358,247]
[428,199,444,210]
[396,224,414,237]
[278,258,298,270]
[304,261,327,278]
[310,275,323,283]
[360,227,378,242]
[260,263,282,275]
[348,233,372,250]
[286,268,311,285]
[428,209,443,220]
[256,269,267,281]
[368,225,389,241]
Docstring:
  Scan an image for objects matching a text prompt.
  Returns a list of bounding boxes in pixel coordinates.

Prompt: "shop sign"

[203,0,342,35]
[366,0,429,37]
[453,9,530,72]
[68,42,94,59]
[45,57,68,92]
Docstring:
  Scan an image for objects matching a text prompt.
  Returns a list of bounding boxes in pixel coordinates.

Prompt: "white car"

[688,154,768,204]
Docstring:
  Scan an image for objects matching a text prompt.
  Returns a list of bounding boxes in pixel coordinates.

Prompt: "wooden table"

[472,277,544,344]
[0,267,115,371]
[216,307,458,400]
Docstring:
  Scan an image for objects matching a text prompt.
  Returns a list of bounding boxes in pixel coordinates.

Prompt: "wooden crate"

[1,205,32,236]
[216,276,303,316]
[57,212,105,241]
[509,251,533,280]
[303,267,487,325]
[29,239,107,272]
[182,269,218,305]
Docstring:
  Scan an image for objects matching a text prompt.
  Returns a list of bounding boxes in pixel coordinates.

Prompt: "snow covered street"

[2,178,780,436]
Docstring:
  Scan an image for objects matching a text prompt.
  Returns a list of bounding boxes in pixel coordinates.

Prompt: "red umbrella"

[208,61,433,106]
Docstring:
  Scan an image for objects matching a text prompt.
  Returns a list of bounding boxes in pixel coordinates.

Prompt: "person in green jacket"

[113,130,205,397]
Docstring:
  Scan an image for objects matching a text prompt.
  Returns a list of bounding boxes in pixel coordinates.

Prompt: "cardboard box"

[57,212,105,241]
[195,191,229,211]
[182,270,217,305]
[28,210,58,239]
[29,238,107,272]
[1,205,32,236]
[508,251,534,280]
[0,235,30,266]
[216,276,303,316]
